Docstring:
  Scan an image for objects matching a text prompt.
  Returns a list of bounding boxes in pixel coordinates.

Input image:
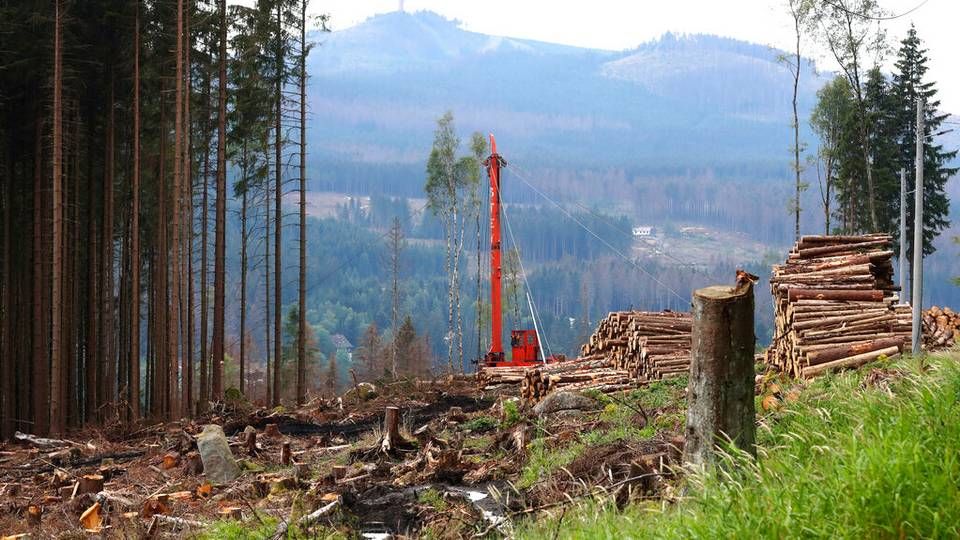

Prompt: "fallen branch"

[270,498,340,540]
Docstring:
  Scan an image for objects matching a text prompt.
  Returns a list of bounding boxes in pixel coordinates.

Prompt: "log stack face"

[922,306,960,350]
[767,234,912,378]
[518,311,692,402]
[479,311,692,402]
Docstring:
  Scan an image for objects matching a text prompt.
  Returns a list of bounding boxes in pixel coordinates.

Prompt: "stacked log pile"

[580,311,692,380]
[768,234,912,378]
[922,306,960,350]
[519,311,692,402]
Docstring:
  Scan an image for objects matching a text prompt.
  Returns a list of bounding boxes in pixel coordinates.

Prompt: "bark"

[211,0,227,402]
[183,0,194,416]
[297,0,307,406]
[273,0,283,406]
[1,130,12,439]
[199,37,211,410]
[168,0,185,420]
[264,164,272,404]
[130,1,141,420]
[104,72,117,420]
[684,283,756,466]
[787,288,884,302]
[32,112,48,435]
[50,0,64,436]
[239,176,247,395]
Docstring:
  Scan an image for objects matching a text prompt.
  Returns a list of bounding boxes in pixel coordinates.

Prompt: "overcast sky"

[308,0,960,113]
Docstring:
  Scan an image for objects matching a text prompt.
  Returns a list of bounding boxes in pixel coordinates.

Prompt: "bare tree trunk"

[389,219,401,377]
[211,0,227,402]
[182,0,194,416]
[127,0,140,421]
[272,0,283,406]
[32,112,49,435]
[104,72,117,420]
[156,88,169,418]
[264,180,272,404]
[791,2,802,241]
[1,132,12,439]
[296,0,307,406]
[168,0,185,420]
[198,38,211,410]
[50,0,64,436]
[239,163,248,395]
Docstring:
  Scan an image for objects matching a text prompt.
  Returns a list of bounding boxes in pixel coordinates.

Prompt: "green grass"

[518,354,960,539]
[516,382,684,490]
[195,518,279,540]
[418,487,450,511]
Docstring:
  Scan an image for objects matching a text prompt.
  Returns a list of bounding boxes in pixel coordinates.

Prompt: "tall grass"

[518,355,960,539]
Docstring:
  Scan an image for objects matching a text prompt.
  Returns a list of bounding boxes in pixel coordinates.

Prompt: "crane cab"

[510,329,541,364]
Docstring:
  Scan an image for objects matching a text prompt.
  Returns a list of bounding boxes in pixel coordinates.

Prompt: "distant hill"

[305,10,826,192]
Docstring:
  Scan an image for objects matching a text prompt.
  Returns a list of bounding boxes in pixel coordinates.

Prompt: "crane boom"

[486,134,504,362]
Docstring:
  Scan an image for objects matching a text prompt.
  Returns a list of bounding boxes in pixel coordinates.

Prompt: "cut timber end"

[695,284,750,301]
[685,281,756,466]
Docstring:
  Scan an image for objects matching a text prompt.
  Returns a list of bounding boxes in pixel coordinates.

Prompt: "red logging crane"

[481,134,551,368]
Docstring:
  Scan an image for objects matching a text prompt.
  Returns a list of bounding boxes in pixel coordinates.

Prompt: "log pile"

[922,306,960,350]
[479,311,693,402]
[519,311,692,402]
[580,311,692,380]
[767,234,912,378]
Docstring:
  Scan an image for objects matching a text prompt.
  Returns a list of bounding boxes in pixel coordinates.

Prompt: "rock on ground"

[197,424,240,484]
[532,391,598,416]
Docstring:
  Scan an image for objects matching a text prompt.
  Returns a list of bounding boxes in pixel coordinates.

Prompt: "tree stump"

[264,423,281,438]
[280,442,291,465]
[77,474,104,495]
[380,406,401,453]
[684,282,756,466]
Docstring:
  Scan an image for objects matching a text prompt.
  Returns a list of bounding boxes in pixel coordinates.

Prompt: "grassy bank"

[519,354,960,539]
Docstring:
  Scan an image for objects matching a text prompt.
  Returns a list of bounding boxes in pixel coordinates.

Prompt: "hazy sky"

[310,0,960,113]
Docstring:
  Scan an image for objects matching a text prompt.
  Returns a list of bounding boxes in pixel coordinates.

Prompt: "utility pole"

[899,168,907,303]
[911,99,924,355]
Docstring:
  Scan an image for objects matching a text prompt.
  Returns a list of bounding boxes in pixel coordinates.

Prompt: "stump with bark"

[684,282,756,466]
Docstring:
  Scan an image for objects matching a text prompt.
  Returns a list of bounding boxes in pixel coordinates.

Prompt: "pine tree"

[863,67,900,235]
[889,26,957,261]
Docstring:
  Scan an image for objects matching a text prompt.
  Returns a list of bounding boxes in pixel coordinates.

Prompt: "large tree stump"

[684,282,756,466]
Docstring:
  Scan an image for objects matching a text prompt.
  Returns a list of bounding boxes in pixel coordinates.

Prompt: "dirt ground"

[0,375,690,539]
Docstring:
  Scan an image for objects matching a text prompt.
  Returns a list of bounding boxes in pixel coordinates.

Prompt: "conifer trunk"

[273,0,283,406]
[199,39,211,410]
[32,112,48,435]
[297,0,307,405]
[50,0,64,436]
[129,0,141,420]
[211,0,227,402]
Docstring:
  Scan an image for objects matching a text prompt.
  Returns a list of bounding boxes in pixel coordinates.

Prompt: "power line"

[819,0,930,21]
[505,166,686,306]
[508,162,707,273]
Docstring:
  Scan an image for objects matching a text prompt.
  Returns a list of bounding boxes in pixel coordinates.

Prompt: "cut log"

[801,346,900,378]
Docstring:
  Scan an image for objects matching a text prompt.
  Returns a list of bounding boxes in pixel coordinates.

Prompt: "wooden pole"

[911,98,924,355]
[899,168,907,302]
[684,282,756,466]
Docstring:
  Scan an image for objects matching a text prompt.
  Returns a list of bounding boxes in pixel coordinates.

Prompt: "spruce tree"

[890,25,957,260]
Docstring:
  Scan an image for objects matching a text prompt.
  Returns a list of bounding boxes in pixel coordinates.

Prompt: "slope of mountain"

[305,10,824,189]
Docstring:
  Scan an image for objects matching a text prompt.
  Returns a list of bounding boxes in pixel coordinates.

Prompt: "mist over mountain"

[304,10,825,193]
